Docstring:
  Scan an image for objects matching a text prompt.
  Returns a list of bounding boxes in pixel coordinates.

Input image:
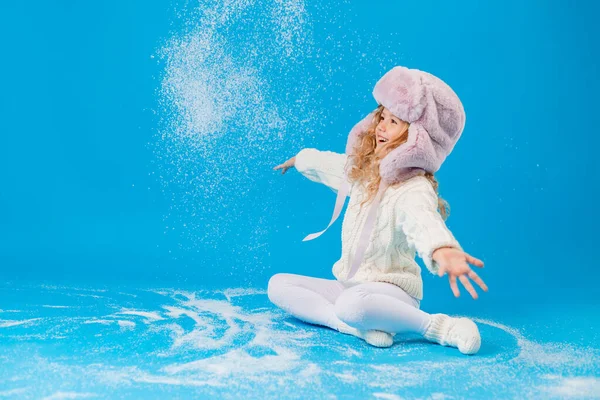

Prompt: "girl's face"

[375,107,409,150]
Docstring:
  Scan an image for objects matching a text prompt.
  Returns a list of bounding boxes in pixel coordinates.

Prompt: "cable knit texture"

[295,148,463,301]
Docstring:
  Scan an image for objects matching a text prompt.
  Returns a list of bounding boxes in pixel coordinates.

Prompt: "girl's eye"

[392,120,397,124]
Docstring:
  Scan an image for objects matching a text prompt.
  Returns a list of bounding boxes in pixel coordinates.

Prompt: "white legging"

[267,273,431,336]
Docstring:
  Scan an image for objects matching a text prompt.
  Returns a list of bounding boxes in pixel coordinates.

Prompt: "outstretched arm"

[395,179,488,299]
[274,148,352,195]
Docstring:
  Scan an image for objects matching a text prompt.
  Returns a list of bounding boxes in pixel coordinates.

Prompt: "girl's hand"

[273,156,296,174]
[432,247,488,299]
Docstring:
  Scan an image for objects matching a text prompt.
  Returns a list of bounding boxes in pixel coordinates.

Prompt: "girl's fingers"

[468,270,488,292]
[437,265,446,277]
[465,253,484,268]
[459,275,478,299]
[274,164,290,173]
[274,161,292,170]
[449,275,460,297]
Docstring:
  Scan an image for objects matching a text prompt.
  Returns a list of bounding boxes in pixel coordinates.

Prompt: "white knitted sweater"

[295,148,463,300]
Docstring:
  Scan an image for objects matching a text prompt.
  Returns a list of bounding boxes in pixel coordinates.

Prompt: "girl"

[269,66,488,355]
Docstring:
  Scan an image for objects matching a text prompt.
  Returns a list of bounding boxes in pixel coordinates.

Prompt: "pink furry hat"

[345,66,466,182]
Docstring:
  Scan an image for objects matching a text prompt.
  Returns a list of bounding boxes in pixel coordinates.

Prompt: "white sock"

[337,321,394,348]
[423,314,481,355]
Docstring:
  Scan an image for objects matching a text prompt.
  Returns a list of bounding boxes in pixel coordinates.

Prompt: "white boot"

[337,321,394,348]
[423,314,481,355]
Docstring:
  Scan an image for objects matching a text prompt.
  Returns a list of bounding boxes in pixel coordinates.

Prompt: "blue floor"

[1,283,598,399]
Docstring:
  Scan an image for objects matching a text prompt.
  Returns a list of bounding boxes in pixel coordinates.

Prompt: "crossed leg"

[333,281,430,335]
[267,273,429,335]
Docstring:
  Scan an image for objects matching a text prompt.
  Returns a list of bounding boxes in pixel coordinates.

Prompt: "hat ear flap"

[419,72,466,153]
[380,123,443,184]
[345,112,376,155]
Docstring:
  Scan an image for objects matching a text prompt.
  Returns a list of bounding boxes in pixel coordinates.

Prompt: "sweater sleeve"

[294,148,352,195]
[395,179,463,275]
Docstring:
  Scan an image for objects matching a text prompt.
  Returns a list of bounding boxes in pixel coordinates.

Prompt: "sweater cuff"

[294,148,317,175]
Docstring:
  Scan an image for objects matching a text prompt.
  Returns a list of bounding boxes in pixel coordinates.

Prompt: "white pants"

[267,273,431,336]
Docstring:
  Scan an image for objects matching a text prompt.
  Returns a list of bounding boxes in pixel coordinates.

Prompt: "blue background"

[2,0,598,309]
[1,1,599,398]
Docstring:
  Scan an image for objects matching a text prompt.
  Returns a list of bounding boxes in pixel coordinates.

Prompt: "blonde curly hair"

[346,105,450,220]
